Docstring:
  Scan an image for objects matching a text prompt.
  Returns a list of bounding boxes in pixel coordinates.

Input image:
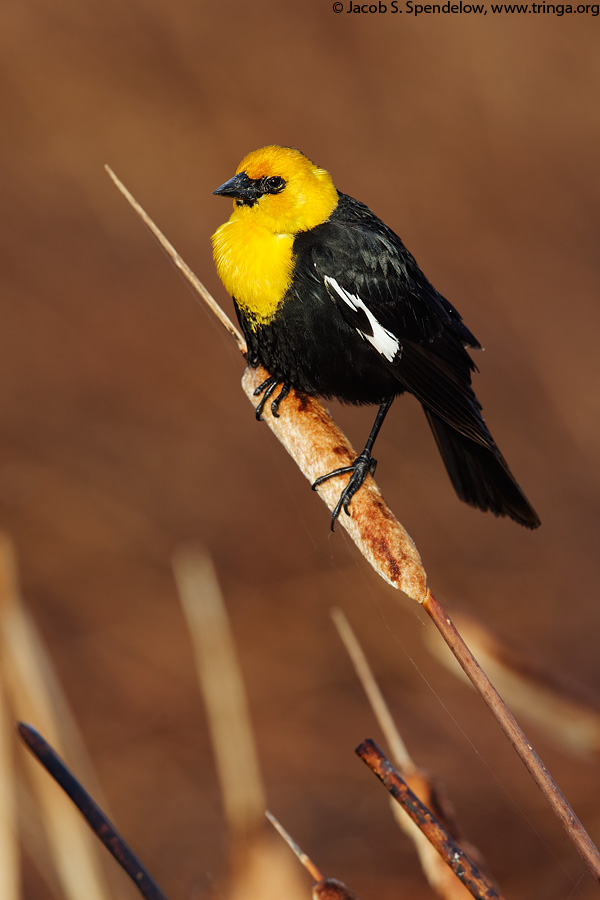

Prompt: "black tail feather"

[424,410,540,529]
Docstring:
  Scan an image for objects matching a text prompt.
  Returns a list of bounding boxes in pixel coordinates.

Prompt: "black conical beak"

[213,171,258,202]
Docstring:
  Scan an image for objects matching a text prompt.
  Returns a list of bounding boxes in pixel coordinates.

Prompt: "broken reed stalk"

[312,879,361,900]
[107,170,600,881]
[265,811,324,883]
[17,724,171,900]
[357,740,500,900]
[265,812,360,900]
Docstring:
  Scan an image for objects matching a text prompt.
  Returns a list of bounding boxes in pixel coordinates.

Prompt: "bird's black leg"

[312,398,394,530]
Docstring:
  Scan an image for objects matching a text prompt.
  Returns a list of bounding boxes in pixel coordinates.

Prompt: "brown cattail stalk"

[242,365,427,598]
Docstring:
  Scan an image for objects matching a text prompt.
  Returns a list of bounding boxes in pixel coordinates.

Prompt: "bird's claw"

[253,376,290,420]
[312,450,377,530]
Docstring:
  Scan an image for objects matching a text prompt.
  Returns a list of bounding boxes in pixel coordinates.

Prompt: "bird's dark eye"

[263,175,286,194]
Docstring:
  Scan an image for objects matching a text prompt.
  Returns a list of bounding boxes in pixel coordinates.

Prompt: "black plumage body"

[233,192,539,529]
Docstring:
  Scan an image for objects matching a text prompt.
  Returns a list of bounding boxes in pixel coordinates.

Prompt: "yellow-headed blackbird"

[212,145,540,530]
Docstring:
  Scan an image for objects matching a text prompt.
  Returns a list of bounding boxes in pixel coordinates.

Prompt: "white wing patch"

[324,276,400,362]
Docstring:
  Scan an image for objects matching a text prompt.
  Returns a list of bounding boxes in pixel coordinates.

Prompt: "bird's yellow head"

[213,145,339,234]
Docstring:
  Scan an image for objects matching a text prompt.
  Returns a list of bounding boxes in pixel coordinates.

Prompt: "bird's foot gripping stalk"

[253,375,291,420]
[312,450,378,531]
[311,397,393,530]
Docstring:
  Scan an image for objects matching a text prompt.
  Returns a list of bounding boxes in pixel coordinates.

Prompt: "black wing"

[307,193,496,450]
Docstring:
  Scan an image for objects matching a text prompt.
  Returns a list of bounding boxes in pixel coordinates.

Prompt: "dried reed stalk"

[427,613,600,757]
[0,534,112,900]
[18,724,170,900]
[173,547,307,900]
[422,589,600,878]
[173,546,266,834]
[331,608,414,773]
[0,672,19,900]
[107,169,600,881]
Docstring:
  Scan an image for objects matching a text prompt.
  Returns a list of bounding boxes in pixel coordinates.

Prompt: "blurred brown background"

[1,0,600,897]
